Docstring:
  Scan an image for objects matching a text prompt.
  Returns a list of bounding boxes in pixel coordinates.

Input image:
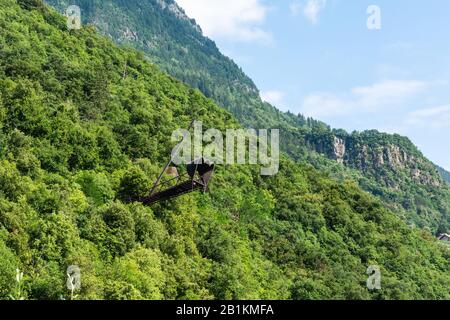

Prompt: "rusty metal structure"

[140,121,215,205]
[141,158,215,205]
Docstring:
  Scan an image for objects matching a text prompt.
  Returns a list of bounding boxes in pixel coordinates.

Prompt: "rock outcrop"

[310,134,443,189]
[332,137,346,164]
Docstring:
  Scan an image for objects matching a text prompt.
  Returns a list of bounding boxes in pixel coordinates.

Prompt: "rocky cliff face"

[332,137,346,164]
[311,132,443,189]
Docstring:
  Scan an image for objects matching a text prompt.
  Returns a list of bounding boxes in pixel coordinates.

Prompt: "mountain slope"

[437,166,450,185]
[0,0,449,300]
[45,0,450,234]
[45,0,286,129]
[308,130,450,232]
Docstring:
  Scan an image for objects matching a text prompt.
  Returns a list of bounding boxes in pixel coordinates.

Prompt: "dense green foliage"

[437,166,450,186]
[0,0,449,300]
[308,130,450,233]
[44,0,450,234]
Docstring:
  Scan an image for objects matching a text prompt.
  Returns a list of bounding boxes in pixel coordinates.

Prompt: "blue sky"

[176,0,450,170]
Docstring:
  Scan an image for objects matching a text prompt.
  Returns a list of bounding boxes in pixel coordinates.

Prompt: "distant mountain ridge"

[437,165,450,185]
[3,0,449,300]
[45,0,450,233]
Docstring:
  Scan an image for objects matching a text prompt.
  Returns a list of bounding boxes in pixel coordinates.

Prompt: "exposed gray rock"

[333,137,346,164]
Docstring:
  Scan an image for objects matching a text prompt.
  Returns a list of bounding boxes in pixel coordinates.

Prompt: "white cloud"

[175,0,271,42]
[303,0,326,24]
[289,1,302,16]
[300,80,430,117]
[352,80,428,106]
[406,105,450,128]
[261,90,286,109]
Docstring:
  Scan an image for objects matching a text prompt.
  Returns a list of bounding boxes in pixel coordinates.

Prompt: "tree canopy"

[0,0,448,300]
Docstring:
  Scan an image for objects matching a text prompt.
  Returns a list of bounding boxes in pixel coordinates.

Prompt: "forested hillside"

[0,0,449,300]
[44,0,450,234]
[437,166,450,186]
[308,130,450,233]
